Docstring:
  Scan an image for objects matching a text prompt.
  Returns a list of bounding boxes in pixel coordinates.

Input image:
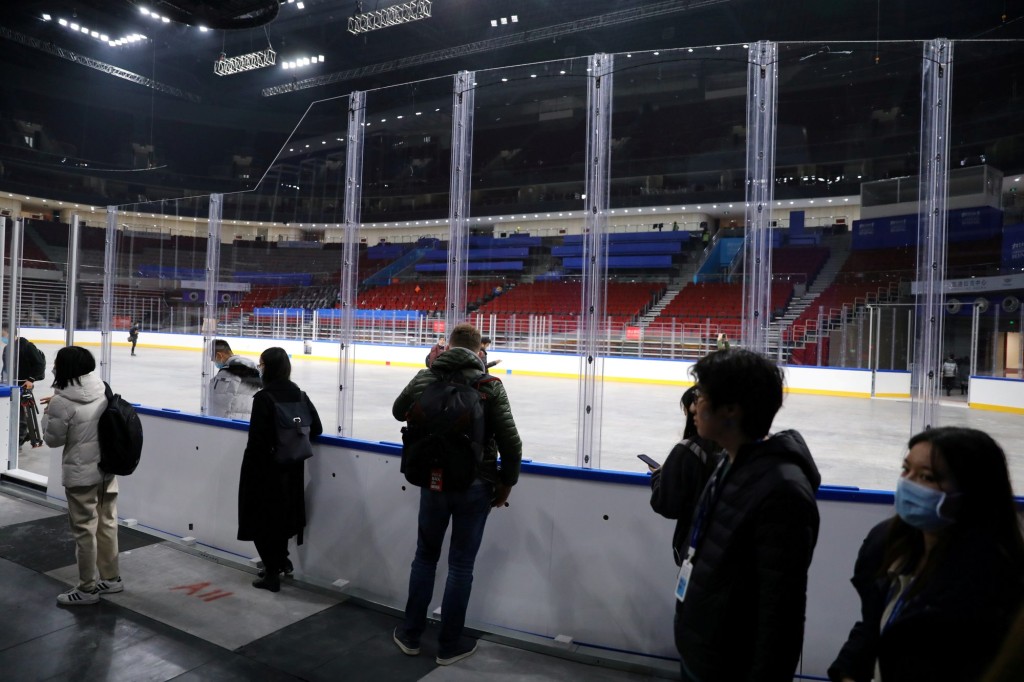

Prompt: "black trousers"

[253,534,289,574]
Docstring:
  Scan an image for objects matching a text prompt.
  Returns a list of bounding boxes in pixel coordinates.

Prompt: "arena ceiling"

[0,0,1020,111]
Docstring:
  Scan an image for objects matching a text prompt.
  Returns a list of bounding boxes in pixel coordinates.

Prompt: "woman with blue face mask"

[828,427,1024,682]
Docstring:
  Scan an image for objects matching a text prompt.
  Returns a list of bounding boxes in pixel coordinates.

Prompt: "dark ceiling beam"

[261,0,733,97]
[0,24,203,103]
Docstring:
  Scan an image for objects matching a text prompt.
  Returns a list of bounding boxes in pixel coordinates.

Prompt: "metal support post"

[910,39,952,433]
[576,53,613,470]
[100,209,117,382]
[200,195,223,415]
[840,305,849,367]
[444,71,475,334]
[991,306,1000,376]
[816,306,824,366]
[65,215,81,345]
[741,41,778,354]
[337,91,365,437]
[970,303,980,378]
[5,218,23,470]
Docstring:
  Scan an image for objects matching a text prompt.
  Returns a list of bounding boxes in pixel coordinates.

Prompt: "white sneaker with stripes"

[95,577,124,594]
[56,587,100,606]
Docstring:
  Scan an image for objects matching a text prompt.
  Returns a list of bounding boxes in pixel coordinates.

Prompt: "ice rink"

[16,344,1024,494]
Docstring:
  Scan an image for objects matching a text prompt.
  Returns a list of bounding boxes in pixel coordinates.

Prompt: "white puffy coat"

[41,372,111,488]
[209,355,262,420]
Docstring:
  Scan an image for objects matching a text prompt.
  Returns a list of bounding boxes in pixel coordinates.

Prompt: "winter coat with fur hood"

[209,355,262,420]
[41,371,111,488]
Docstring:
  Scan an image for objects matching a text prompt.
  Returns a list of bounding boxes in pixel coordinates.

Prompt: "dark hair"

[689,349,784,439]
[213,339,232,357]
[680,385,720,451]
[449,322,482,351]
[883,427,1024,588]
[481,336,492,345]
[51,346,96,390]
[680,386,700,440]
[259,347,291,384]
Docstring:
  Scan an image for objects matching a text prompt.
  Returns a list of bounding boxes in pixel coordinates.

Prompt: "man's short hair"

[690,349,784,440]
[213,339,232,357]
[448,323,482,352]
[481,336,492,345]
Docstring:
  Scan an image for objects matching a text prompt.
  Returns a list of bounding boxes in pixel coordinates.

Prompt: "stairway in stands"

[767,232,851,348]
[637,259,702,327]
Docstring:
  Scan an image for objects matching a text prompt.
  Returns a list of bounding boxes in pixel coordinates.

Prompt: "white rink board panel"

[971,376,1024,413]
[87,410,898,673]
[874,370,912,398]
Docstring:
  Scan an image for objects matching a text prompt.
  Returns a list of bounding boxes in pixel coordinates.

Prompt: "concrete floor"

[14,346,1024,494]
[0,487,665,681]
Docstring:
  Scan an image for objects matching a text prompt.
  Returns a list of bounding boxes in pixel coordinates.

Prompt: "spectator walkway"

[0,487,668,681]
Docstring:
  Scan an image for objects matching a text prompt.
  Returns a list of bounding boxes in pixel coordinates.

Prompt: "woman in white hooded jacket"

[40,346,123,606]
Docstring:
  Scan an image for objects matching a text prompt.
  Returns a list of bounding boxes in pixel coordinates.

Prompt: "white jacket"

[209,355,262,420]
[41,372,111,488]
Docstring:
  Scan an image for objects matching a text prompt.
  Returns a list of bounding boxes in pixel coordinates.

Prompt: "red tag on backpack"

[430,468,443,492]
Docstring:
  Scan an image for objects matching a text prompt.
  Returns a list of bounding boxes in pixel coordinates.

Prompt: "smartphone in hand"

[637,453,660,469]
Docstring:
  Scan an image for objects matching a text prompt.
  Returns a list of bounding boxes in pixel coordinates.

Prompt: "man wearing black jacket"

[2,325,48,447]
[676,349,821,681]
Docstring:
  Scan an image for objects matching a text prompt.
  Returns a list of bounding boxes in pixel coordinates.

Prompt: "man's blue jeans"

[401,480,493,652]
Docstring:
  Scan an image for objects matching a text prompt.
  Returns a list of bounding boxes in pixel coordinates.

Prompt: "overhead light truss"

[0,24,201,102]
[348,0,431,35]
[266,0,729,97]
[214,48,277,76]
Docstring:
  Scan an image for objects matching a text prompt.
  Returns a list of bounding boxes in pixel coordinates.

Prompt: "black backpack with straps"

[97,382,144,476]
[401,370,498,492]
[265,391,315,465]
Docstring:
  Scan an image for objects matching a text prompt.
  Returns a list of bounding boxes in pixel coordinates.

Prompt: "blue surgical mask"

[214,362,226,370]
[895,477,955,531]
[1,337,7,345]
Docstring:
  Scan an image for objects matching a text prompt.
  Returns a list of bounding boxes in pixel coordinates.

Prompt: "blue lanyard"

[883,576,916,632]
[688,459,728,553]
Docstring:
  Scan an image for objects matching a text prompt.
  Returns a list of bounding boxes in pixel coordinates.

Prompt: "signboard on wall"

[1003,223,1024,270]
[852,206,1003,250]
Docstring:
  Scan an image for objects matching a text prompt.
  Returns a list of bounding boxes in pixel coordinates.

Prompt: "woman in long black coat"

[237,347,322,592]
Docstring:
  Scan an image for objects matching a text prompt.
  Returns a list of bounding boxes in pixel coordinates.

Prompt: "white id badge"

[675,558,693,603]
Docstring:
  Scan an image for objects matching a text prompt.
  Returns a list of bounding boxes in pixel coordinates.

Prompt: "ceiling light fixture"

[349,0,431,35]
[281,54,324,70]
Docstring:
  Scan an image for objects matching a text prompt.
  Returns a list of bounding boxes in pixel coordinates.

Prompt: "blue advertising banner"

[853,207,1003,250]
[1002,223,1024,270]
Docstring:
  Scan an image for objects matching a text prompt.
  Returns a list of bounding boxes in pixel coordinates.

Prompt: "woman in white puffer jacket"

[40,346,123,606]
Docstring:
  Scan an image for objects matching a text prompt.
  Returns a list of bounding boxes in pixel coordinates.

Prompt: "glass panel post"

[5,218,24,470]
[742,41,778,354]
[910,39,953,433]
[445,71,475,332]
[100,208,117,382]
[200,194,223,415]
[65,215,81,346]
[576,53,613,470]
[337,92,364,437]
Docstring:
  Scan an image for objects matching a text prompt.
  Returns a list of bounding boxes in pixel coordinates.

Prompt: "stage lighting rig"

[214,48,277,76]
[348,0,432,35]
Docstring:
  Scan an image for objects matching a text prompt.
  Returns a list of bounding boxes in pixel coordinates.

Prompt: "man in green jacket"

[392,322,522,666]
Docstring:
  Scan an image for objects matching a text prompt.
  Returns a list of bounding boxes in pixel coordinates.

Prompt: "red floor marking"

[170,581,211,596]
[170,582,234,602]
[199,589,234,602]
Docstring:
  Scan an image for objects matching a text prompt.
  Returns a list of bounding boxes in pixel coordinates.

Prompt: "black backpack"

[266,391,315,465]
[400,370,496,492]
[98,382,144,476]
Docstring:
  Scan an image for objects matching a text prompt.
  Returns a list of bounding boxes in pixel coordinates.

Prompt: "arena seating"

[769,246,830,284]
[654,281,795,324]
[473,280,665,330]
